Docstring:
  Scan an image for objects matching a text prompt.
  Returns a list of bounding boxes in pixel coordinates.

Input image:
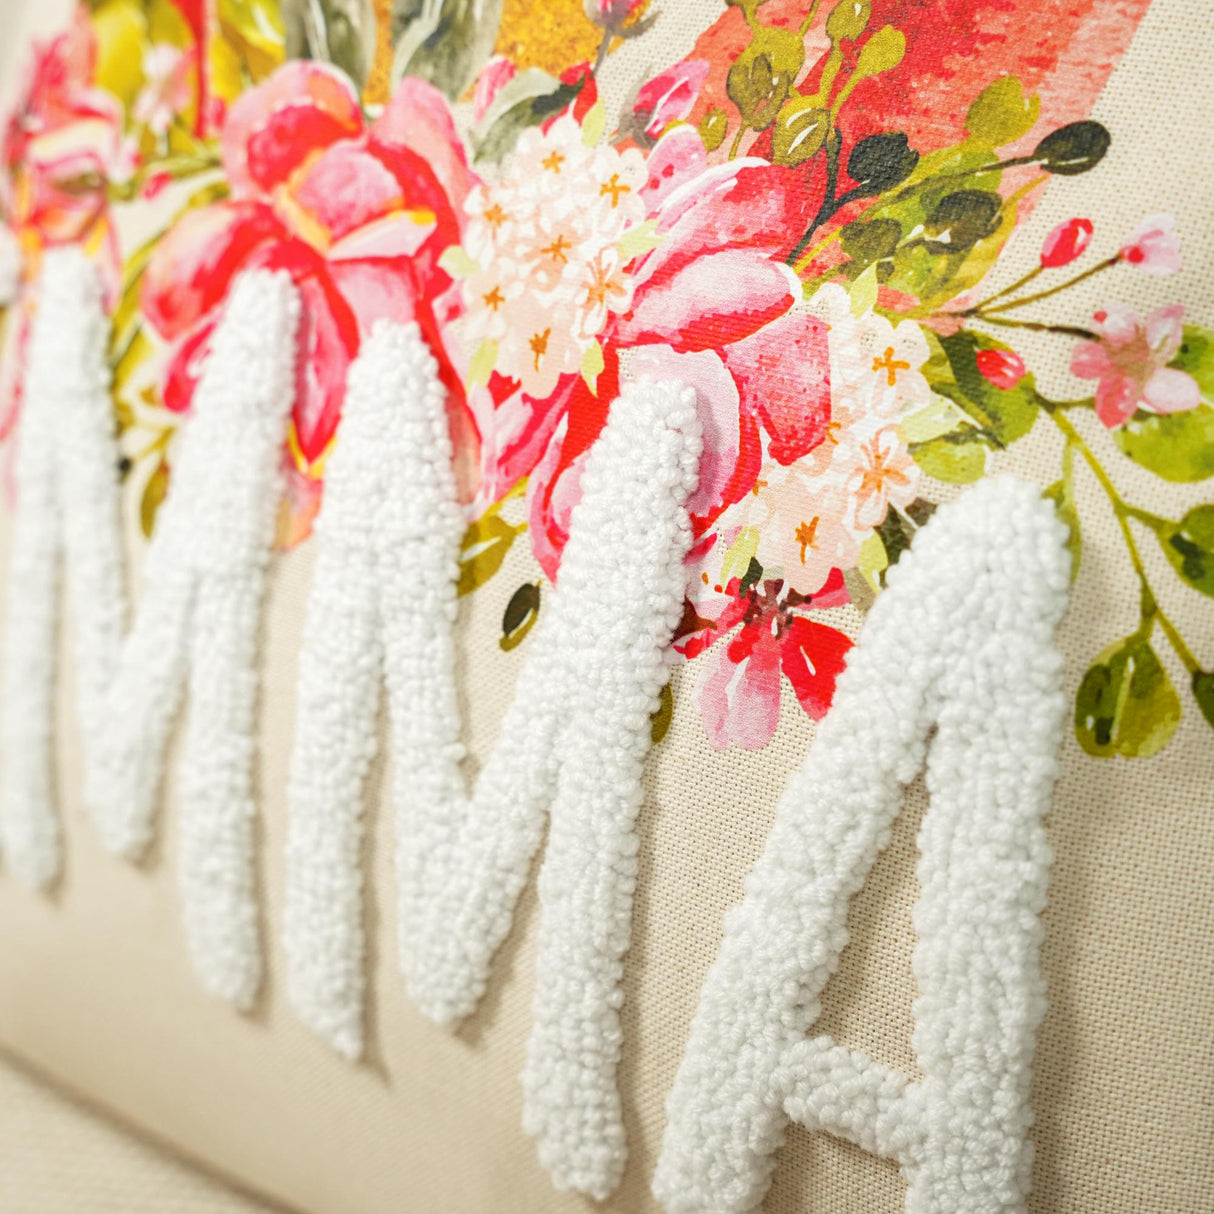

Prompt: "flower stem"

[970,264,1042,311]
[1049,409,1198,673]
[981,254,1121,314]
[593,27,613,75]
[971,313,1098,341]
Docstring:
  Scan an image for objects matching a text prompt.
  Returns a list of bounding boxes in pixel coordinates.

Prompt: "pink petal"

[369,76,476,215]
[1070,339,1112,380]
[1144,303,1185,360]
[1143,366,1201,415]
[222,62,363,198]
[472,56,516,122]
[781,617,852,721]
[1089,302,1139,346]
[289,140,413,242]
[694,626,782,751]
[722,309,831,465]
[1094,371,1137,428]
[628,346,750,523]
[639,126,708,212]
[1122,212,1182,274]
[618,249,797,352]
[141,202,284,340]
[634,60,710,137]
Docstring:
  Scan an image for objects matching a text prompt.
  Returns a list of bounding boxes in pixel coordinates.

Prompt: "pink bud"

[1040,217,1092,268]
[634,61,709,138]
[1121,213,1182,274]
[976,348,1027,390]
[472,56,516,123]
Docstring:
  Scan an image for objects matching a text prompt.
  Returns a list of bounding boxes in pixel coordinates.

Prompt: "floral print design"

[1,0,1211,761]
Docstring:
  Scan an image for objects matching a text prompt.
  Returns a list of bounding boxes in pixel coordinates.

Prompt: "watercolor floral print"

[0,0,1211,761]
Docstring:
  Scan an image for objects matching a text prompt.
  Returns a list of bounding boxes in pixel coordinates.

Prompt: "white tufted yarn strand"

[0,249,298,1009]
[652,474,1071,1214]
[282,319,701,1199]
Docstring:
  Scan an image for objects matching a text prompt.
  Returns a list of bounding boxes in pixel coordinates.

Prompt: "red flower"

[141,63,477,533]
[975,347,1027,389]
[1040,217,1092,268]
[682,569,852,750]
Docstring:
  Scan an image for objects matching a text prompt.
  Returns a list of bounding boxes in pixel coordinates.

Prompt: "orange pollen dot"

[701,572,709,584]
[795,517,820,562]
[751,477,768,496]
[872,345,910,386]
[541,233,571,263]
[530,328,551,372]
[600,173,630,207]
[542,150,565,172]
[483,203,507,228]
[482,285,505,310]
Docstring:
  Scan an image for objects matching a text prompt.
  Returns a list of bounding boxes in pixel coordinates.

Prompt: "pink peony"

[1071,303,1200,428]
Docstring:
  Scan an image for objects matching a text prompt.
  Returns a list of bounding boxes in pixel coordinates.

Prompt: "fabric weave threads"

[283,318,702,1198]
[0,250,299,1009]
[653,475,1071,1214]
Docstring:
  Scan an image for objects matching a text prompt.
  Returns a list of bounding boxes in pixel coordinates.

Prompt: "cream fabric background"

[0,1,1211,1211]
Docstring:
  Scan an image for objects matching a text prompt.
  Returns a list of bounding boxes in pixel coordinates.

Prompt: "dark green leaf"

[840,217,902,266]
[1075,635,1181,759]
[923,190,1002,254]
[475,78,584,163]
[1157,504,1214,597]
[1113,404,1214,483]
[846,132,918,194]
[1033,120,1110,175]
[500,580,540,652]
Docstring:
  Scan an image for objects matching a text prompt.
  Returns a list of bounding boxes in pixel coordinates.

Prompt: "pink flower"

[633,61,709,139]
[1120,213,1181,274]
[141,63,477,530]
[683,570,852,750]
[1040,218,1092,268]
[975,347,1027,389]
[1071,303,1201,428]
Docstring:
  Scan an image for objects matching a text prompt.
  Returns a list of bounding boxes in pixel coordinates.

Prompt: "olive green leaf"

[1043,472,1082,583]
[727,28,805,130]
[1192,670,1214,731]
[923,190,1002,255]
[772,97,830,166]
[1156,504,1214,597]
[825,0,871,41]
[965,75,1040,147]
[500,581,540,652]
[840,216,902,268]
[699,108,729,152]
[908,431,989,483]
[1113,404,1214,483]
[474,71,587,163]
[1168,323,1214,400]
[139,455,171,540]
[853,23,905,79]
[1032,120,1110,175]
[1075,635,1182,759]
[650,681,674,745]
[458,513,518,597]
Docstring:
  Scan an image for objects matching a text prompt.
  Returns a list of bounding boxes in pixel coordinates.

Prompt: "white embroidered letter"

[284,320,700,1197]
[653,475,1070,1214]
[1,249,298,1009]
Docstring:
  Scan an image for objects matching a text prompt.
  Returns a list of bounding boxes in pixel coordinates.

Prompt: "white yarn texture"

[0,249,299,1009]
[653,475,1071,1214]
[283,319,701,1198]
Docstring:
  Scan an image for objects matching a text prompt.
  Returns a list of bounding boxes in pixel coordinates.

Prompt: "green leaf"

[1075,635,1181,759]
[139,456,170,539]
[1169,323,1214,400]
[457,513,517,597]
[500,581,540,652]
[965,75,1040,146]
[909,432,989,483]
[388,0,504,100]
[854,24,905,78]
[931,330,1039,445]
[1113,404,1214,483]
[474,72,583,162]
[1157,504,1214,597]
[581,339,605,394]
[650,681,674,745]
[1043,474,1081,583]
[1192,670,1214,731]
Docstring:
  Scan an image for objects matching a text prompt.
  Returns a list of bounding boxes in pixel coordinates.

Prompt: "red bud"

[976,348,1027,390]
[1040,217,1093,268]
